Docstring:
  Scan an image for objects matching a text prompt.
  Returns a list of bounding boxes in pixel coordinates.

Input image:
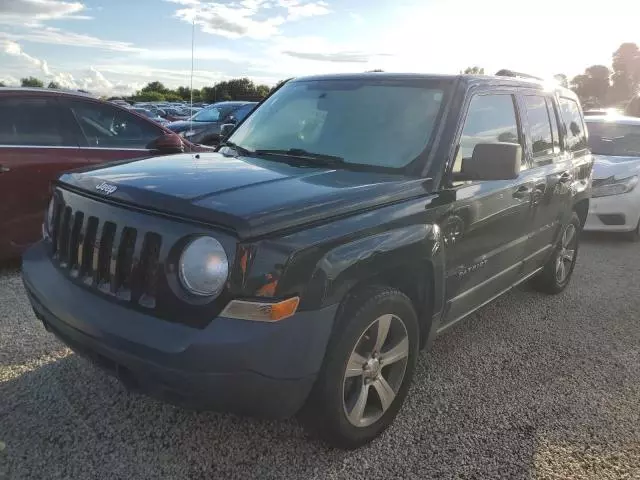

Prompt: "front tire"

[531,212,581,294]
[624,219,640,242]
[301,286,419,449]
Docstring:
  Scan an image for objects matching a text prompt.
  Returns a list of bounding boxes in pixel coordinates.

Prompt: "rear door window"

[0,97,77,147]
[66,99,164,149]
[559,98,588,153]
[523,95,554,163]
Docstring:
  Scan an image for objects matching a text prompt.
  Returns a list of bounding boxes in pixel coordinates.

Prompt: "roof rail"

[495,69,544,81]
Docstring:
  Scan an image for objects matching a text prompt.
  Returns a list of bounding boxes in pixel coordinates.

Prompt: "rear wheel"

[531,212,580,294]
[301,286,419,449]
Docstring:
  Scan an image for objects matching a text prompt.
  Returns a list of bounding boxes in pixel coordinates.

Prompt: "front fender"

[305,223,445,320]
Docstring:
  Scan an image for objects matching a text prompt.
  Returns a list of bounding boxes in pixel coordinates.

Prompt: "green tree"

[554,74,569,88]
[141,81,168,94]
[256,84,270,98]
[0,81,5,87]
[164,92,183,102]
[21,76,44,87]
[570,65,610,106]
[610,43,640,103]
[134,91,165,102]
[47,81,61,89]
[462,66,485,75]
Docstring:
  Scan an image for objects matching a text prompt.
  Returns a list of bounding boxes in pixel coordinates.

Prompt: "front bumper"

[584,189,640,232]
[22,242,337,418]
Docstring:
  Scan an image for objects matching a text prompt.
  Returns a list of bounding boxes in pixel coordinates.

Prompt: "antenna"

[189,13,196,150]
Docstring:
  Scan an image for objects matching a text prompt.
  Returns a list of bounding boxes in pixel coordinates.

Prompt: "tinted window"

[0,97,75,147]
[229,80,448,169]
[524,95,553,160]
[68,100,163,149]
[559,98,587,152]
[546,98,561,152]
[454,94,520,173]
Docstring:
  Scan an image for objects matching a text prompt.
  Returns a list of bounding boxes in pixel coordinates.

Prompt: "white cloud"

[0,74,19,86]
[284,1,329,21]
[281,50,387,63]
[0,0,86,23]
[2,26,142,52]
[1,39,51,75]
[169,0,330,39]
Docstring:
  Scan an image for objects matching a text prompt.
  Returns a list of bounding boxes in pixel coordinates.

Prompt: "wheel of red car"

[300,285,419,449]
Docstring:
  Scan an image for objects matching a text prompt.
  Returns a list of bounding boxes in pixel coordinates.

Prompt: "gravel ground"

[1,233,639,480]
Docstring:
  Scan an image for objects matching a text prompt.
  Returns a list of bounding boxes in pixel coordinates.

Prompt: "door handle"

[513,185,532,199]
[558,171,573,184]
[0,165,10,173]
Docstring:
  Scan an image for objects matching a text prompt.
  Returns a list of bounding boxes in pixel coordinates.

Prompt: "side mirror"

[153,133,184,153]
[460,143,521,181]
[220,123,235,140]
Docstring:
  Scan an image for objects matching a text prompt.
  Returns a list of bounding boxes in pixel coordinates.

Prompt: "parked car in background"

[0,87,206,261]
[584,108,622,117]
[109,99,130,108]
[130,107,170,126]
[584,115,640,240]
[167,101,257,145]
[22,72,591,449]
[162,107,190,122]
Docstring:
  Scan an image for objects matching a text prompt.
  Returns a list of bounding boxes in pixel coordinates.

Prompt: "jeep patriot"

[22,72,592,449]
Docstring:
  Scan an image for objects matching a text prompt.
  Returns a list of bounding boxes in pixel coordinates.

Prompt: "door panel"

[519,94,576,275]
[0,96,83,259]
[0,146,87,257]
[439,91,532,328]
[440,179,532,327]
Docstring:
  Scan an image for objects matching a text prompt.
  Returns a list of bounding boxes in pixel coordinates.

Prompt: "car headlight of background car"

[179,236,229,297]
[592,175,639,198]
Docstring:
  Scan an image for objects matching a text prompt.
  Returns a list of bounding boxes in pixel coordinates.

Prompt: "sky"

[1,0,640,96]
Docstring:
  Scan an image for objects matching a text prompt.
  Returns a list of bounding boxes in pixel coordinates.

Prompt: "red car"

[0,88,205,261]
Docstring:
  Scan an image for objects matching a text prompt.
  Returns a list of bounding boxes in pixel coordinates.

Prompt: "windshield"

[227,79,449,169]
[587,121,640,157]
[191,106,223,122]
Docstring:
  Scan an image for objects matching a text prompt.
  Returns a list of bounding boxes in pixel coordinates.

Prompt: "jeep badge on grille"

[95,182,117,195]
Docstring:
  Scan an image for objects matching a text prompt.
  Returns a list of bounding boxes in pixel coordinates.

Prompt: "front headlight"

[592,175,639,198]
[179,237,229,297]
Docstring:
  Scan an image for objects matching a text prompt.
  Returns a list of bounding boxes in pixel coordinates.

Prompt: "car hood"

[57,152,430,239]
[166,120,217,132]
[593,154,640,180]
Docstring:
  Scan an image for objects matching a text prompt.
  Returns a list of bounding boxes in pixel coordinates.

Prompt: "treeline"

[123,78,277,103]
[463,42,640,109]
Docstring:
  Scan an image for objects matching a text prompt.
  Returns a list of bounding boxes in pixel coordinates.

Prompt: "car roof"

[0,87,98,99]
[585,115,640,125]
[290,72,578,100]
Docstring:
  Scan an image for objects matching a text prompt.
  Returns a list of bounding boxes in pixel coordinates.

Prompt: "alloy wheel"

[342,314,409,428]
[556,223,577,283]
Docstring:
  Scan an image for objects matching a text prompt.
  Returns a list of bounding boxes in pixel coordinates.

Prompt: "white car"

[584,115,640,240]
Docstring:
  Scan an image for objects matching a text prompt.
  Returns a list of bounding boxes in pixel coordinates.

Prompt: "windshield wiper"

[253,148,345,167]
[219,141,254,157]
